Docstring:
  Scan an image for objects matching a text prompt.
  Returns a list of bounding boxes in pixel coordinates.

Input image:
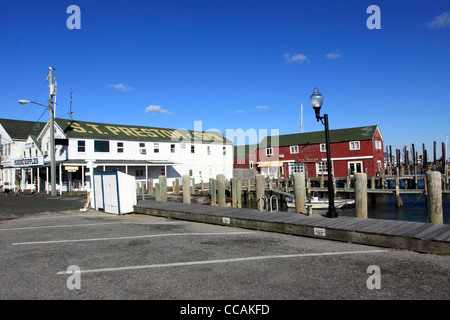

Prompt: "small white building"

[0,118,233,193]
[0,118,45,191]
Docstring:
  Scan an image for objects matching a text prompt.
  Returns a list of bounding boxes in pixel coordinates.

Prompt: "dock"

[134,200,450,255]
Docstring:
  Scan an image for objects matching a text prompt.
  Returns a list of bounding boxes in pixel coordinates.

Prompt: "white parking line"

[17,214,110,221]
[13,231,256,245]
[0,222,121,231]
[57,249,388,274]
[0,220,181,232]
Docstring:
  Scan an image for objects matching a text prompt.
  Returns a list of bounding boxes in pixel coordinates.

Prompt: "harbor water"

[243,193,450,224]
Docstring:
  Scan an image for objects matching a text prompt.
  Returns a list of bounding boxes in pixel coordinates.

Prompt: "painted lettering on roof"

[57,119,228,143]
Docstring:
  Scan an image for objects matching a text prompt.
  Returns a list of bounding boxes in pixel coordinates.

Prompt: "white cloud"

[108,83,134,92]
[427,12,450,29]
[145,105,173,115]
[326,50,342,60]
[256,106,269,111]
[233,110,245,113]
[284,53,309,64]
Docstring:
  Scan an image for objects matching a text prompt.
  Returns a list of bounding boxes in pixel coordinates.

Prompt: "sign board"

[12,156,44,167]
[55,138,69,146]
[313,227,326,237]
[25,142,35,149]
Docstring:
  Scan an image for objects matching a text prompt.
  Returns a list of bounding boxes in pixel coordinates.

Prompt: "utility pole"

[48,67,57,196]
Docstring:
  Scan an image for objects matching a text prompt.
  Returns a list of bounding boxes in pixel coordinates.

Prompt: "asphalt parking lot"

[0,195,449,315]
[0,193,87,219]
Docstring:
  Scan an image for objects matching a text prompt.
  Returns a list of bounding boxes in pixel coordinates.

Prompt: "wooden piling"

[293,173,306,214]
[175,178,180,194]
[209,178,216,206]
[236,178,242,208]
[141,184,145,201]
[355,173,368,219]
[426,171,443,224]
[256,174,265,208]
[182,175,190,204]
[443,142,448,190]
[395,175,403,207]
[147,179,154,195]
[306,178,311,198]
[231,178,237,208]
[190,178,195,195]
[217,174,226,207]
[155,183,160,202]
[159,175,167,202]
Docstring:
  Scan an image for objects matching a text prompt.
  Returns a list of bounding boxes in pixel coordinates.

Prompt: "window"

[250,161,254,169]
[117,142,124,153]
[94,140,109,152]
[290,163,305,174]
[135,169,144,177]
[348,161,363,174]
[320,143,326,152]
[77,140,85,152]
[290,145,299,154]
[154,143,159,153]
[139,143,146,154]
[207,146,211,155]
[191,145,195,153]
[266,148,273,156]
[317,161,332,175]
[377,161,382,171]
[349,141,360,150]
[375,141,382,149]
[223,147,226,155]
[171,144,175,153]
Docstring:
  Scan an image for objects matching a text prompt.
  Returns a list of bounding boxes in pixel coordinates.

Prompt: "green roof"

[0,118,45,140]
[234,144,258,156]
[54,118,232,144]
[261,125,379,147]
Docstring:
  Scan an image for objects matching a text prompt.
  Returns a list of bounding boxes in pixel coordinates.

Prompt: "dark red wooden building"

[234,125,384,178]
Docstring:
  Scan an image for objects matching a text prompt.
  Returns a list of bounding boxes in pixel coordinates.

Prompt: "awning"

[257,161,283,168]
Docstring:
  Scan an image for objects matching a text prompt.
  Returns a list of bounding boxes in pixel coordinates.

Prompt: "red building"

[234,125,384,178]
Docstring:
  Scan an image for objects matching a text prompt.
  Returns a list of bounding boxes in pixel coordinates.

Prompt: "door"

[348,161,363,175]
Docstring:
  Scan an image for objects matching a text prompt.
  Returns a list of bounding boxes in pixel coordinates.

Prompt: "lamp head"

[310,88,323,121]
[18,100,30,105]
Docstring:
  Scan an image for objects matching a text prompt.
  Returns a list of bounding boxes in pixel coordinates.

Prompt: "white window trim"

[266,147,273,156]
[290,145,299,154]
[317,161,333,175]
[320,143,326,152]
[289,163,304,175]
[349,141,360,150]
[348,161,363,174]
[375,141,382,149]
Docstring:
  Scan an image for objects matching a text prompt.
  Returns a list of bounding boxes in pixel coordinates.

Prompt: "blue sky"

[1,0,449,158]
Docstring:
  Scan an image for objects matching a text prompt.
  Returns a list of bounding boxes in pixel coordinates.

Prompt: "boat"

[286,195,355,209]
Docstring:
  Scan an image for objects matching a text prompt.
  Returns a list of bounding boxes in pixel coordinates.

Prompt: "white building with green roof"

[1,118,233,193]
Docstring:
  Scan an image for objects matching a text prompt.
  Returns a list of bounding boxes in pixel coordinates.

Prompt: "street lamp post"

[19,68,57,196]
[310,88,338,218]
